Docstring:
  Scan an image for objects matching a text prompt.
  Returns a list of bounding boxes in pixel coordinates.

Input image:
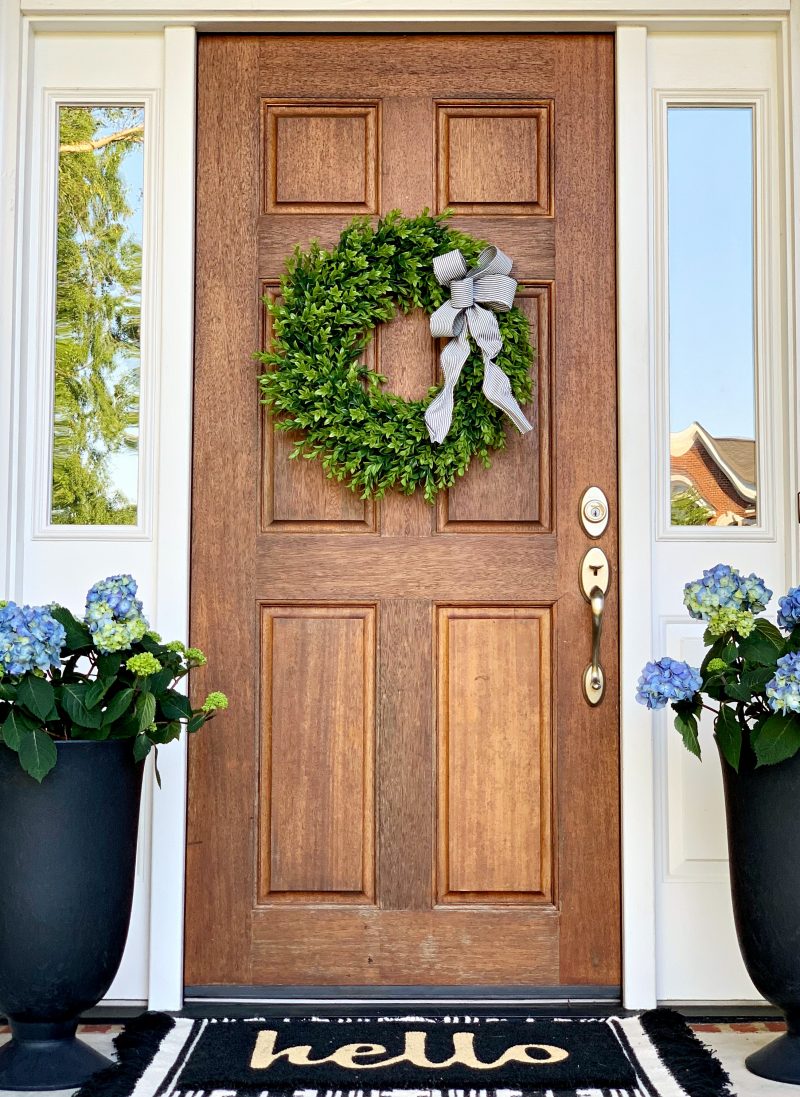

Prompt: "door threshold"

[184,985,621,1006]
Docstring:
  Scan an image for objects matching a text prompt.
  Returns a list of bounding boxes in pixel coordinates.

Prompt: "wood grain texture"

[437,102,553,215]
[437,607,552,903]
[187,36,261,986]
[251,908,560,985]
[188,33,619,989]
[550,35,620,984]
[258,606,375,903]
[265,103,379,213]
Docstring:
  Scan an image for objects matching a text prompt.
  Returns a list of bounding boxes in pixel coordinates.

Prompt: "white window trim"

[653,89,778,543]
[31,89,160,541]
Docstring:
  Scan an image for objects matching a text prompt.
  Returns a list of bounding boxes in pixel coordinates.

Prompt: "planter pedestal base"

[746,1031,800,1086]
[0,1021,112,1091]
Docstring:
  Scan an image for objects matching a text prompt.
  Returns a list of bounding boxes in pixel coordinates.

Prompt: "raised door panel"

[437,607,553,905]
[264,103,379,214]
[436,102,553,216]
[257,605,376,904]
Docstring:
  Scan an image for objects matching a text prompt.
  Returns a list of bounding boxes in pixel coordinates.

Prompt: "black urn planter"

[0,738,144,1091]
[720,743,800,1085]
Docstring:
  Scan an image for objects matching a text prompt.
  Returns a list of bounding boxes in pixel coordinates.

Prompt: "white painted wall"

[0,2,795,1009]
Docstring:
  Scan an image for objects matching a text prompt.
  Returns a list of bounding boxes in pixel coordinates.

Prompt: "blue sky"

[668,106,756,441]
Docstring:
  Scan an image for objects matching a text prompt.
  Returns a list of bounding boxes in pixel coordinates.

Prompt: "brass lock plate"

[579,486,610,538]
[580,546,610,600]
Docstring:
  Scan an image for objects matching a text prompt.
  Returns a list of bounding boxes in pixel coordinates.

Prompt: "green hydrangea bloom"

[201,691,229,713]
[187,647,207,666]
[706,657,728,673]
[145,630,162,642]
[166,640,187,655]
[126,652,163,677]
[707,607,755,639]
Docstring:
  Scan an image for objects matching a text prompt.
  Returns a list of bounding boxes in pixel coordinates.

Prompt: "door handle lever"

[580,547,610,706]
[587,586,605,695]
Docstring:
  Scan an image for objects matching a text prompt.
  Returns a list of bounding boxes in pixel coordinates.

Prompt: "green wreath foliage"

[257,211,535,503]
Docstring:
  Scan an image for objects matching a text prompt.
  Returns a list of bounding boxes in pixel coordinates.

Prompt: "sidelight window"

[49,104,144,526]
[666,105,758,529]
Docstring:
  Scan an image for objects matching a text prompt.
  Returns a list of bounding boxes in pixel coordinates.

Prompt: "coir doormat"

[76,1010,732,1097]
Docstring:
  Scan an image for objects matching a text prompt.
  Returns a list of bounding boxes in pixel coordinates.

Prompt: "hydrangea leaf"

[70,722,110,742]
[715,705,742,772]
[107,714,140,741]
[49,605,92,652]
[149,667,175,696]
[17,676,56,723]
[724,680,753,703]
[2,708,38,752]
[159,689,192,721]
[674,711,701,759]
[754,618,784,647]
[85,678,111,710]
[740,666,775,693]
[148,721,182,745]
[17,727,57,783]
[60,682,103,729]
[133,733,153,762]
[96,652,123,679]
[136,691,156,733]
[101,687,135,726]
[752,714,800,767]
[738,630,782,668]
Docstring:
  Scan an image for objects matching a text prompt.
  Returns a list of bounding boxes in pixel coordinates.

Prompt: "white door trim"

[0,3,794,1013]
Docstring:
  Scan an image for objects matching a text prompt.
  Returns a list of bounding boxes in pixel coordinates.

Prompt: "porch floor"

[0,1020,796,1096]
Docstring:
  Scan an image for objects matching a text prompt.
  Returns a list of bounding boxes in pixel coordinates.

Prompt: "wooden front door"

[188,33,619,990]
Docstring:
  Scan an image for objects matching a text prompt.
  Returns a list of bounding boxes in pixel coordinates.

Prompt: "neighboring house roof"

[670,422,756,503]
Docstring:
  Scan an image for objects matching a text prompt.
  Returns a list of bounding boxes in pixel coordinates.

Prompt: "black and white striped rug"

[76,1011,732,1097]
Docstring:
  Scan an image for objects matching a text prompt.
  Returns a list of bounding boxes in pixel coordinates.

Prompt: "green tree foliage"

[52,106,143,525]
[671,487,714,527]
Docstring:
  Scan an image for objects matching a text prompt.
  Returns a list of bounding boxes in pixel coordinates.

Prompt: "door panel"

[188,33,619,988]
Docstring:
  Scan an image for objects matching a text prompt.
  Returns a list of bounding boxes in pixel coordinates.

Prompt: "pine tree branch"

[60,124,144,154]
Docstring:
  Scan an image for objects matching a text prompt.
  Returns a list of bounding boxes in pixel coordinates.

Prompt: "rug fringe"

[74,1011,175,1097]
[640,1008,734,1097]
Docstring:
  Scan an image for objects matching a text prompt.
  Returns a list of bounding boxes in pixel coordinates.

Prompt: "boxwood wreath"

[257,211,535,503]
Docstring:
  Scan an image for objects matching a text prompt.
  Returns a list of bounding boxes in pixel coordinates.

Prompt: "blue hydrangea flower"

[778,586,800,632]
[683,564,772,637]
[85,574,148,654]
[766,651,800,714]
[636,657,702,710]
[0,601,66,678]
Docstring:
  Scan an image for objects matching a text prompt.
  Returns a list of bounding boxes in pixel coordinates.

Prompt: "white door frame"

[0,0,795,1013]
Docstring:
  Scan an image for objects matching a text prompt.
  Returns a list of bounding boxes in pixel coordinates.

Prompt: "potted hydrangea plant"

[638,564,800,1085]
[0,575,227,1092]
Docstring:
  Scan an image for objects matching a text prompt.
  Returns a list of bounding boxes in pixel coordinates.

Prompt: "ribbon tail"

[425,327,470,444]
[481,355,533,435]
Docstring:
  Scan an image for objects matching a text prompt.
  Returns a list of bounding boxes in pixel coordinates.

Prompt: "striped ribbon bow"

[425,245,533,445]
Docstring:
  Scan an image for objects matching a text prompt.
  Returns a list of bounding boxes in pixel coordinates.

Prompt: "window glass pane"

[668,106,757,528]
[51,105,144,525]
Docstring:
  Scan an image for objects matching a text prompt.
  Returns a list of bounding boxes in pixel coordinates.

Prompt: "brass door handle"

[586,586,605,701]
[580,547,610,706]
